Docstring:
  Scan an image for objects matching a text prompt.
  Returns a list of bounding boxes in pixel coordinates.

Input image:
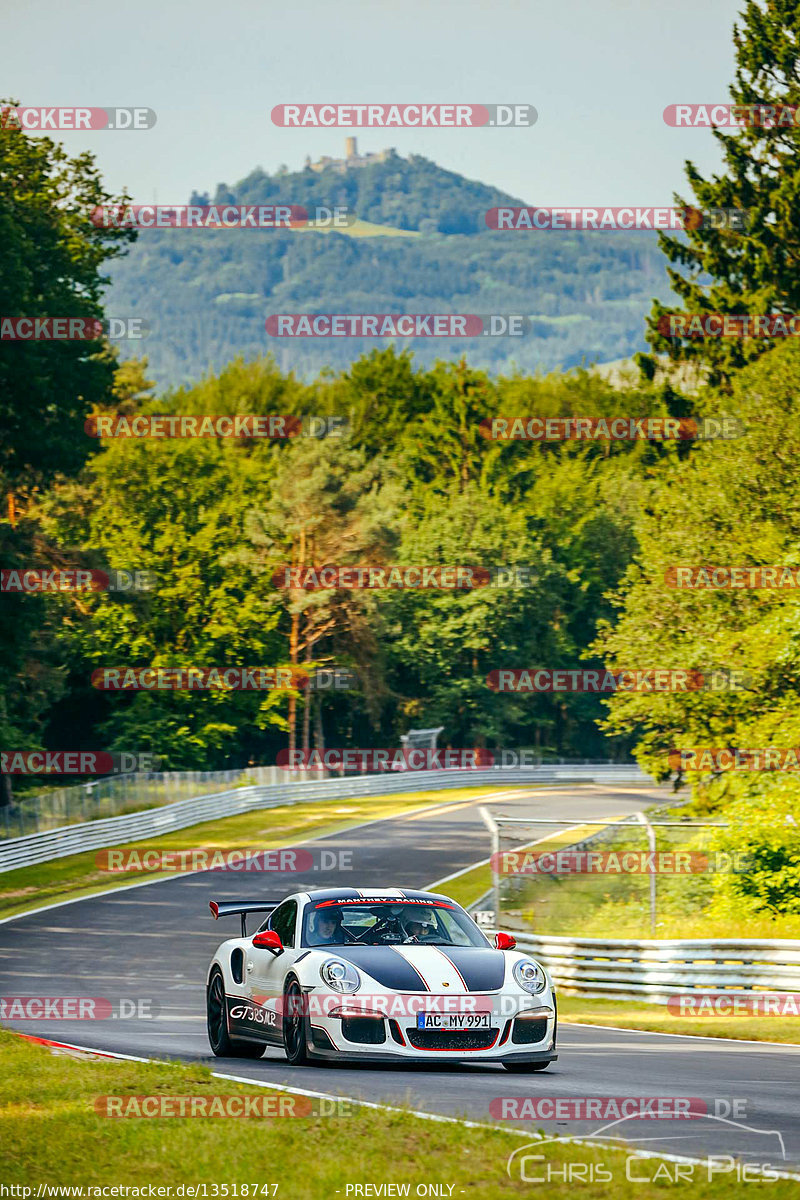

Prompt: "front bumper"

[304,994,556,1063]
[305,1043,558,1066]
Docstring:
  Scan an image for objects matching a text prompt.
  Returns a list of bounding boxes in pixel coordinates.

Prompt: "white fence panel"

[510,932,800,1002]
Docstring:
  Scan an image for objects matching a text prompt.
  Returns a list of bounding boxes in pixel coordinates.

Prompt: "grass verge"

[0,787,502,922]
[0,1029,793,1194]
[432,822,611,912]
[435,861,491,908]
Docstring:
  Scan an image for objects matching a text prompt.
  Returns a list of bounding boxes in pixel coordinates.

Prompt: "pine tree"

[641,1,800,388]
[0,100,136,502]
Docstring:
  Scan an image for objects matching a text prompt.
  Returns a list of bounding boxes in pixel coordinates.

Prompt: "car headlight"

[320,958,361,993]
[513,958,547,994]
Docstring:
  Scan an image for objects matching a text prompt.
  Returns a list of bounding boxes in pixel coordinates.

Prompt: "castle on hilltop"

[305,138,396,174]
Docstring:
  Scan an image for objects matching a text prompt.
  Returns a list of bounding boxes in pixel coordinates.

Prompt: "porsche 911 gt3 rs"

[206,887,557,1070]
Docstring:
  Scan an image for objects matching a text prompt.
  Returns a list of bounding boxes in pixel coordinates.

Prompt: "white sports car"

[206,887,557,1071]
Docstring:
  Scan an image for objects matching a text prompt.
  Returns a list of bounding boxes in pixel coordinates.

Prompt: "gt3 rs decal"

[229,1002,277,1026]
[226,996,280,1039]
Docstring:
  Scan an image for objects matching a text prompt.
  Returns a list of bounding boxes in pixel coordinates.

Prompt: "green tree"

[641,1,800,387]
[0,105,135,504]
[594,340,800,794]
[0,114,134,802]
[38,359,314,768]
[705,782,800,919]
[237,432,403,757]
[384,361,648,756]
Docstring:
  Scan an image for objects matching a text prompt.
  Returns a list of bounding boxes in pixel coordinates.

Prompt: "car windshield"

[301,899,488,948]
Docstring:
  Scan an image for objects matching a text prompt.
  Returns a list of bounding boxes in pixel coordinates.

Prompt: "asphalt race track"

[2,784,799,1175]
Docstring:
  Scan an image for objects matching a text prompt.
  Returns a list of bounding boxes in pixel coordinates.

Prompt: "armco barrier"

[511,932,800,1003]
[0,763,648,874]
[0,765,285,838]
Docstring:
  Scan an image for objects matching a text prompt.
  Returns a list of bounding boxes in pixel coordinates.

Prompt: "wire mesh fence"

[0,766,287,839]
[479,806,731,940]
[0,757,647,841]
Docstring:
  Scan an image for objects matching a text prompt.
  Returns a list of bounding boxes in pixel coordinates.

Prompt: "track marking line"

[209,1070,800,1181]
[399,799,486,822]
[561,1020,800,1050]
[8,1034,800,1179]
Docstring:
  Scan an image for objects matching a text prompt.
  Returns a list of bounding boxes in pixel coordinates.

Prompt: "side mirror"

[495,932,517,950]
[252,930,284,955]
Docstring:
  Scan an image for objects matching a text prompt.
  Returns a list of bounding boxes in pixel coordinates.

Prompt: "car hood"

[313,944,508,992]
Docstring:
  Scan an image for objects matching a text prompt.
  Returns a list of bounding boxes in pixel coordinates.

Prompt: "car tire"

[283,979,310,1066]
[206,968,265,1059]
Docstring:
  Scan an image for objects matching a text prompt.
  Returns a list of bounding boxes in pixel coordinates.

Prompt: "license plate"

[415,1012,493,1030]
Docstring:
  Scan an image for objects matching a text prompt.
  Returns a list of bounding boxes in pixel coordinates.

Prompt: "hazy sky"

[2,0,745,205]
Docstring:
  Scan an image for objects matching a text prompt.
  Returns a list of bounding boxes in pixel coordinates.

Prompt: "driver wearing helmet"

[402,906,436,943]
[309,906,345,945]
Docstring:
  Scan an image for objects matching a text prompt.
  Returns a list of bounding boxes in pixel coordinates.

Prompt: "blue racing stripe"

[435,947,506,991]
[318,946,429,991]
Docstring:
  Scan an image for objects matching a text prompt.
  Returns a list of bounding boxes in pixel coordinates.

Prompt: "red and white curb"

[8,1031,800,1181]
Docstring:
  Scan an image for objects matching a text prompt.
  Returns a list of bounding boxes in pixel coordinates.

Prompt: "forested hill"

[107,151,675,389]
[202,150,522,234]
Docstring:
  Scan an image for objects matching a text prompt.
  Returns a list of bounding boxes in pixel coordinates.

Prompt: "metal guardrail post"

[635,810,657,936]
[478,805,501,929]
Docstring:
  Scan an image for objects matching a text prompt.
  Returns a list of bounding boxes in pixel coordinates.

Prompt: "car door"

[246,899,300,1041]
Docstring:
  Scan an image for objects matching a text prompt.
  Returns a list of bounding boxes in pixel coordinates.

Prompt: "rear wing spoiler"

[209,900,283,937]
